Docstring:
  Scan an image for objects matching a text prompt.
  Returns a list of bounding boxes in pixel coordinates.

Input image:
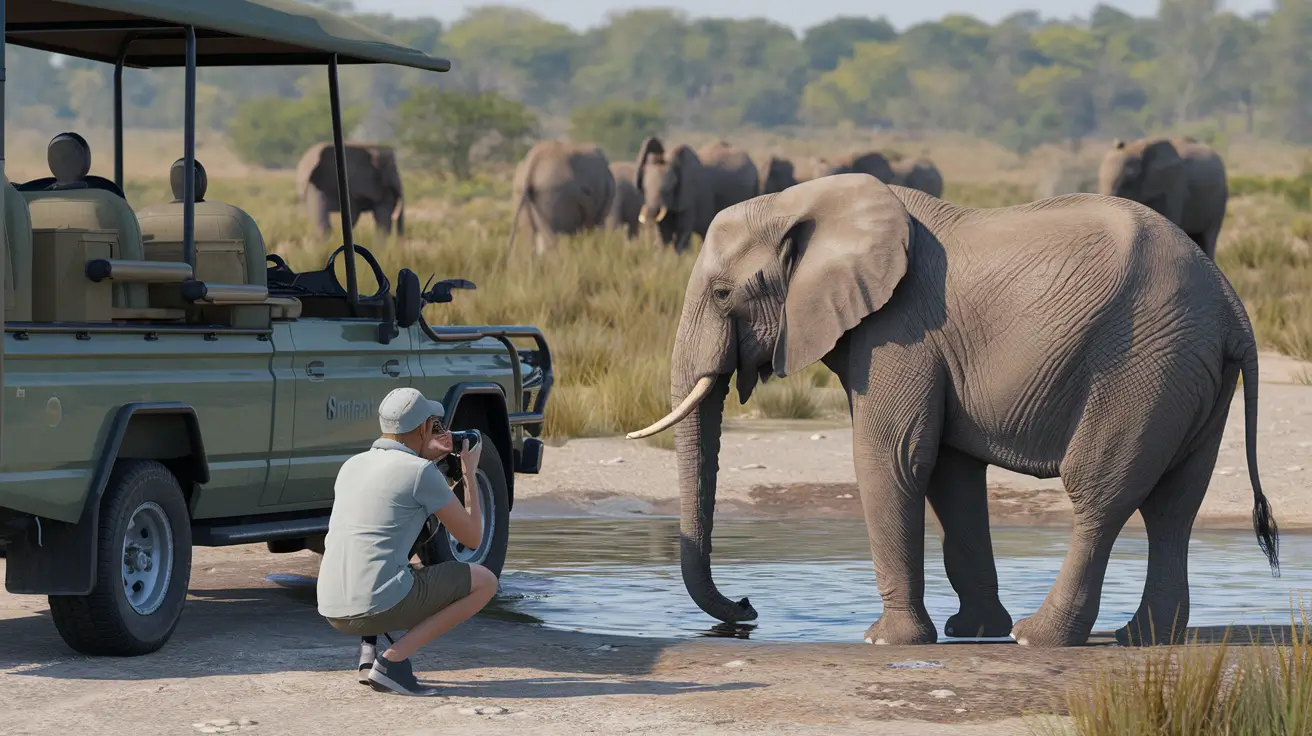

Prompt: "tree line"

[7,0,1312,164]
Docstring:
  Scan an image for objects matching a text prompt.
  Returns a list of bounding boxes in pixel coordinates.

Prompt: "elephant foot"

[1114,607,1189,647]
[864,606,937,645]
[944,600,1013,638]
[1010,608,1092,647]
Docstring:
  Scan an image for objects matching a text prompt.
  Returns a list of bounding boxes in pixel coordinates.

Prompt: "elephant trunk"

[674,371,757,623]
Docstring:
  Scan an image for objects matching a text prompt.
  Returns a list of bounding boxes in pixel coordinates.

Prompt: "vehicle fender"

[442,383,515,510]
[4,402,208,595]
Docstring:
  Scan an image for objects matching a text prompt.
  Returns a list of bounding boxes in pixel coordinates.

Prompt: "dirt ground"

[515,351,1312,531]
[1,351,1310,735]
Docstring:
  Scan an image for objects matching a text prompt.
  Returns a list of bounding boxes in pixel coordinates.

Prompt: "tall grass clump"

[1217,228,1312,360]
[1032,606,1312,735]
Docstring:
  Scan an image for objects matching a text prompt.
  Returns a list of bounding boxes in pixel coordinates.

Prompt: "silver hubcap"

[447,470,495,564]
[121,501,173,615]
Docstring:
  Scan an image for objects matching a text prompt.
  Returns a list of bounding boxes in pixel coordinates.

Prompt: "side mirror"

[396,268,421,328]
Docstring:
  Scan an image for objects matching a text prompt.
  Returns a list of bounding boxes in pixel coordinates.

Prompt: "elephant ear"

[672,145,701,214]
[769,174,912,377]
[635,136,664,193]
[1140,139,1185,194]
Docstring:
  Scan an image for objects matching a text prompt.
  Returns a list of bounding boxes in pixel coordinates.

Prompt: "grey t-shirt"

[317,438,458,619]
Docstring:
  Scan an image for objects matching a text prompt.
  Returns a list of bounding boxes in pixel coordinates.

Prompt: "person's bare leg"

[383,564,498,661]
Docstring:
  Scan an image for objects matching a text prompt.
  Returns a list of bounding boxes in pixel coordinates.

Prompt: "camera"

[438,429,481,478]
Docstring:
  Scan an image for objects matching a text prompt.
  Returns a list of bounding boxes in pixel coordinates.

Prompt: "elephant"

[508,140,616,255]
[807,151,895,183]
[296,141,405,238]
[626,174,1279,648]
[759,156,799,194]
[1098,136,1227,260]
[889,156,944,198]
[607,161,643,239]
[636,137,759,253]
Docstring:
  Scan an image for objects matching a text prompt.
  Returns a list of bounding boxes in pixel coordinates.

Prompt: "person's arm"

[433,438,483,549]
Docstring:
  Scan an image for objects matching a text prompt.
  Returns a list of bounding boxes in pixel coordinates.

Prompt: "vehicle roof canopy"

[4,0,451,71]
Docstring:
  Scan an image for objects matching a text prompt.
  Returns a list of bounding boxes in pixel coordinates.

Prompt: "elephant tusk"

[655,206,669,222]
[638,206,649,224]
[626,376,717,440]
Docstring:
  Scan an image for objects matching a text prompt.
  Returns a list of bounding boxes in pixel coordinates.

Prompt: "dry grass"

[1029,607,1312,735]
[12,128,1311,441]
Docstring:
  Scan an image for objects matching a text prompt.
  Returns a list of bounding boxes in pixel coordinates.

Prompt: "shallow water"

[487,517,1312,643]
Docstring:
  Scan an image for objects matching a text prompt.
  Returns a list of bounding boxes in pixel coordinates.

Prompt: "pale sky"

[355,0,1275,32]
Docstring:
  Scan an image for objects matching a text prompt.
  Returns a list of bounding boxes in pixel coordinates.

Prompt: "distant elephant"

[808,151,895,183]
[1098,136,1227,260]
[627,174,1278,649]
[636,137,759,253]
[607,161,643,239]
[889,156,944,198]
[296,141,405,238]
[509,140,616,255]
[759,156,798,194]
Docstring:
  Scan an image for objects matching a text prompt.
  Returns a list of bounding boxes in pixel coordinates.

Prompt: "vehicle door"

[278,318,413,506]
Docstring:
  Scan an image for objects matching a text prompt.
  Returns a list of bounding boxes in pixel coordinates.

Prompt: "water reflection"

[496,517,1312,643]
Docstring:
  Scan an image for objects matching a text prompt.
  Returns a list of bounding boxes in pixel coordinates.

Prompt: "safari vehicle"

[0,0,552,656]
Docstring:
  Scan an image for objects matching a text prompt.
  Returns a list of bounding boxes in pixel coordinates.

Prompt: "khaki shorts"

[326,561,472,636]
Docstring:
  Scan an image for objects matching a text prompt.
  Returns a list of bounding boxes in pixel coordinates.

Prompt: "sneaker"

[367,654,441,697]
[357,639,377,685]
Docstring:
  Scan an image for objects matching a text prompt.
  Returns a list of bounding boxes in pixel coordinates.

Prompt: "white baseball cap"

[378,387,445,434]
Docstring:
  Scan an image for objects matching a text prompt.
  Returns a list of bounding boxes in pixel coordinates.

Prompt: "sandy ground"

[2,351,1311,735]
[2,545,1303,736]
[515,351,1312,531]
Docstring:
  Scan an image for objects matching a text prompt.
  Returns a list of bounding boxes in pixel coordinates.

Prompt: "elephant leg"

[373,204,394,238]
[926,446,1013,638]
[1196,222,1221,261]
[1117,363,1237,646]
[851,369,943,646]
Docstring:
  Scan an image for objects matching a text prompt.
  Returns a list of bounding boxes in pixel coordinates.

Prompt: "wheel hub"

[120,501,174,616]
[447,469,495,564]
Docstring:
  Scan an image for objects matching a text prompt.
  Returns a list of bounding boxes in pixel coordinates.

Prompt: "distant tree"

[568,100,666,160]
[225,95,362,169]
[802,16,897,72]
[397,89,537,180]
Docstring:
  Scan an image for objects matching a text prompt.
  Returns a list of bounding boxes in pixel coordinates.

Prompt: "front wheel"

[416,431,510,577]
[49,460,192,656]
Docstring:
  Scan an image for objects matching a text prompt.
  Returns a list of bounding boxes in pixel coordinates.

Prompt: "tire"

[416,430,510,577]
[49,460,192,656]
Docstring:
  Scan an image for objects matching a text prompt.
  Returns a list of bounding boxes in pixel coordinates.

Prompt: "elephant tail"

[1230,322,1280,577]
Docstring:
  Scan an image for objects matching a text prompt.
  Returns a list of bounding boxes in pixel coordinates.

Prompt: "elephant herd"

[506,136,948,255]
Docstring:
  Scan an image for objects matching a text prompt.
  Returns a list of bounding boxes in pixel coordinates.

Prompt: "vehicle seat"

[22,133,147,309]
[137,158,268,289]
[4,182,33,322]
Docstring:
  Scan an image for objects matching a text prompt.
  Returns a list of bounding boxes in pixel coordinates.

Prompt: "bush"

[568,99,666,161]
[397,89,537,180]
[1229,174,1312,211]
[226,96,363,169]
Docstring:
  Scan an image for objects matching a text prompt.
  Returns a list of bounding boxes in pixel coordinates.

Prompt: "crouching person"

[316,387,498,696]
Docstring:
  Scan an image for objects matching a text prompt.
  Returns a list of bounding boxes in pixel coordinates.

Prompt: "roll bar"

[418,321,555,427]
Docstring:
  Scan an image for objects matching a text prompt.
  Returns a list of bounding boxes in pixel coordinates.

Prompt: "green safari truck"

[0,0,553,656]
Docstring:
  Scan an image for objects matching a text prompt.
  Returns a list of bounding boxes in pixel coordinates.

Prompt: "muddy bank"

[1,546,1301,736]
[515,352,1312,530]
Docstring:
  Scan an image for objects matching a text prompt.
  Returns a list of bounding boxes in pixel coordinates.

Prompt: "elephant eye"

[713,287,731,302]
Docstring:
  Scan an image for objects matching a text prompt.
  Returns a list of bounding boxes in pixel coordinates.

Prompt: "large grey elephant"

[509,140,616,255]
[759,156,799,194]
[889,156,944,198]
[636,137,759,253]
[296,141,405,238]
[808,151,895,183]
[1098,136,1227,260]
[607,161,643,239]
[627,174,1279,648]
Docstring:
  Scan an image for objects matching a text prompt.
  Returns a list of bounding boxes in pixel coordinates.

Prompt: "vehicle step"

[192,515,330,546]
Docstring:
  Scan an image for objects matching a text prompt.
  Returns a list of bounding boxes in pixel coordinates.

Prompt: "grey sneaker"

[357,639,377,685]
[367,654,441,697]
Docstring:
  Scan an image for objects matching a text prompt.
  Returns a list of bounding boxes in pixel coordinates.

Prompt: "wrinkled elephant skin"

[628,174,1280,648]
[1098,136,1228,260]
[296,141,405,239]
[509,141,616,255]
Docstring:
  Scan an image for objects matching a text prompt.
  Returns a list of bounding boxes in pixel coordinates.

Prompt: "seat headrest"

[169,158,208,203]
[48,132,92,185]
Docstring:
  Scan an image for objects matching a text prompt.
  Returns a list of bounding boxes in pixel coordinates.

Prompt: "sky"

[354,0,1276,32]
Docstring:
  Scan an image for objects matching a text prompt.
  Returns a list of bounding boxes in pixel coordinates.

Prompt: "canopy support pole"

[328,55,359,315]
[182,25,196,269]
